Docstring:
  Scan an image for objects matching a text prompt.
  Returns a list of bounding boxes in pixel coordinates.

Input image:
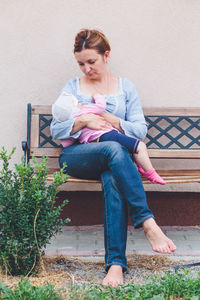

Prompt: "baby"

[52,92,166,185]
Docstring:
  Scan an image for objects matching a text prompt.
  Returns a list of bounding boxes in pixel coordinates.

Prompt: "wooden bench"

[22,104,200,185]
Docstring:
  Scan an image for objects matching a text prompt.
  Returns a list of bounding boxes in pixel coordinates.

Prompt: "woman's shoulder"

[120,77,137,93]
[62,77,78,92]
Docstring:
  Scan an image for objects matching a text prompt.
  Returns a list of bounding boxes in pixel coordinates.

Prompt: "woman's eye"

[89,61,95,64]
[79,63,84,66]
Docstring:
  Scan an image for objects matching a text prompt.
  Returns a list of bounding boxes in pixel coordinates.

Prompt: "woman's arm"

[51,113,111,139]
[118,78,147,140]
[50,118,80,140]
[100,79,147,138]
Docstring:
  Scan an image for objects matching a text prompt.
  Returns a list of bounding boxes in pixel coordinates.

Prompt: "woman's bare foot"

[143,218,176,254]
[102,265,123,287]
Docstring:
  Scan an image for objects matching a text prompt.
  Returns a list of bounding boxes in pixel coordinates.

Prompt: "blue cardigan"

[50,77,147,141]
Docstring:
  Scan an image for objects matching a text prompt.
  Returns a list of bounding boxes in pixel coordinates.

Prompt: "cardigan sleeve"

[119,78,147,141]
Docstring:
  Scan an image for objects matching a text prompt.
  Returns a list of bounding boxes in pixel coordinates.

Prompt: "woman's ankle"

[142,217,156,231]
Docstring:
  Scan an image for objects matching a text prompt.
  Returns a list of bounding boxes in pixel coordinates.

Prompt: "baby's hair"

[74,29,111,55]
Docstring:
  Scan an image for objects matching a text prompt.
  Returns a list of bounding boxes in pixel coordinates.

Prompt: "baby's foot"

[143,169,166,185]
[137,164,166,185]
[102,265,123,287]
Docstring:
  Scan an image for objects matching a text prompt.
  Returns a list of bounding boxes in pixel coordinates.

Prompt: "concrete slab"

[45,226,200,258]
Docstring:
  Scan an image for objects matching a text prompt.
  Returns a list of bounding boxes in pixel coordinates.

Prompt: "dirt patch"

[0,254,176,290]
[1,254,200,291]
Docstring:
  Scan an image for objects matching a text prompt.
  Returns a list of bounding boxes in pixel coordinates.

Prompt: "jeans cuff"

[134,214,154,229]
[105,261,127,273]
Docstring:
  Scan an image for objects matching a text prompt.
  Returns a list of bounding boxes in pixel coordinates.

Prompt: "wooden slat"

[46,174,200,184]
[148,149,200,159]
[47,168,200,177]
[30,148,200,159]
[31,105,200,117]
[47,175,100,183]
[30,147,61,158]
[143,107,200,116]
[157,169,200,176]
[143,178,200,184]
[30,115,39,148]
[32,105,52,115]
[46,168,200,184]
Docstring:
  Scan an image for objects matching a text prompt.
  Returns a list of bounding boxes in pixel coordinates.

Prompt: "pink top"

[61,95,114,148]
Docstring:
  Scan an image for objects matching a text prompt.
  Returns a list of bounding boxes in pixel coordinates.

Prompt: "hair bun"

[74,29,111,54]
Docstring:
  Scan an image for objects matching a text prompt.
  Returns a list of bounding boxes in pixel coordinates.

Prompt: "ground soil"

[1,255,200,297]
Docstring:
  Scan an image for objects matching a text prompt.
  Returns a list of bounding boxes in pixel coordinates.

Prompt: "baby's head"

[52,92,78,122]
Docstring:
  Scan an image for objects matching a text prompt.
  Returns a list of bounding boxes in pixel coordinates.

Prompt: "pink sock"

[137,163,166,185]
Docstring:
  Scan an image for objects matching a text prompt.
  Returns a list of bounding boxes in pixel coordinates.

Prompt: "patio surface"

[46,226,200,262]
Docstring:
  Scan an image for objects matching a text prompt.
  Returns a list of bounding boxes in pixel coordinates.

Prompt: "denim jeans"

[59,141,154,271]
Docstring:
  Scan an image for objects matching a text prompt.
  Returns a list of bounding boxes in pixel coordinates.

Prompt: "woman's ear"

[104,50,110,63]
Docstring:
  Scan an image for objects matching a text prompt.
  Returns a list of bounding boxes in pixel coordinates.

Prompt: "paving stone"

[45,226,200,257]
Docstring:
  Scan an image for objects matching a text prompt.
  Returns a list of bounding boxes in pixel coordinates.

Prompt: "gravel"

[48,254,200,286]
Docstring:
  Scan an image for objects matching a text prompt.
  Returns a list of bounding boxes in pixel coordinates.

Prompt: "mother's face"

[74,49,109,80]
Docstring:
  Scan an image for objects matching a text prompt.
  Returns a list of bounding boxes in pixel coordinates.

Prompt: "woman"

[50,29,176,287]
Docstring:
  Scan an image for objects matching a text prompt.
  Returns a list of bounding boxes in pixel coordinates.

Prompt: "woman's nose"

[84,65,91,73]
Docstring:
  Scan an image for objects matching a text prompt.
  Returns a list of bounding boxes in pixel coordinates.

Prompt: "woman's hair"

[74,29,111,55]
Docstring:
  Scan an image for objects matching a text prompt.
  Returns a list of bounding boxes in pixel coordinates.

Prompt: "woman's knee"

[101,141,130,160]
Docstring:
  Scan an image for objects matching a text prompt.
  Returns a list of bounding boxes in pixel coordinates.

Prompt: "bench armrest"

[21,141,29,165]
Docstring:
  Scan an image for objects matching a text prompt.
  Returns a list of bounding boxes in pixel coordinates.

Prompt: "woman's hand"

[70,113,111,134]
[100,112,124,133]
[83,113,112,130]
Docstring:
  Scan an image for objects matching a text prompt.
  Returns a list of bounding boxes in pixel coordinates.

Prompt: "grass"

[68,270,200,300]
[0,279,62,300]
[0,270,200,299]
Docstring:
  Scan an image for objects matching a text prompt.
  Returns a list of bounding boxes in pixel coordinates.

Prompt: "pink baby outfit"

[61,95,114,148]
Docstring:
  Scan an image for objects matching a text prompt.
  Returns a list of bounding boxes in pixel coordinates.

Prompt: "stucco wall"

[1,0,200,168]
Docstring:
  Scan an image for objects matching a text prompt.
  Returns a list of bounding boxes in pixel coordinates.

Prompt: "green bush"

[0,147,70,276]
[0,279,62,300]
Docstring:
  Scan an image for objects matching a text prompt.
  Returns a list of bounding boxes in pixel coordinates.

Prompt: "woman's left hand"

[100,112,124,133]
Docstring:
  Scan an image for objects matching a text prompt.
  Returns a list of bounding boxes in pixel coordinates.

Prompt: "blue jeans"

[59,141,154,272]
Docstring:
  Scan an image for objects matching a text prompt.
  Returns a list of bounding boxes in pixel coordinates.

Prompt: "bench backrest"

[27,104,200,160]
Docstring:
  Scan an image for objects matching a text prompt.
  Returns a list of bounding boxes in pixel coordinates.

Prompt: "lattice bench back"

[26,104,200,162]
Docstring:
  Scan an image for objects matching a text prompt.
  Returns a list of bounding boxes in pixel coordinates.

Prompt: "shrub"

[0,147,70,276]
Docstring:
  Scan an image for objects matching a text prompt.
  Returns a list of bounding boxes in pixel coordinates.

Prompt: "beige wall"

[1,0,200,167]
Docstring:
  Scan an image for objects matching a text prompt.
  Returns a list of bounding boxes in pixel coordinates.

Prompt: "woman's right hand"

[80,113,112,130]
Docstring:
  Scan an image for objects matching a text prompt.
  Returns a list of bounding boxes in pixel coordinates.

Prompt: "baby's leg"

[134,142,166,185]
[134,142,153,172]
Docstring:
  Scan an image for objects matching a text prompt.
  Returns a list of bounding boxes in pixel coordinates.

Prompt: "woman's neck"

[80,72,118,96]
